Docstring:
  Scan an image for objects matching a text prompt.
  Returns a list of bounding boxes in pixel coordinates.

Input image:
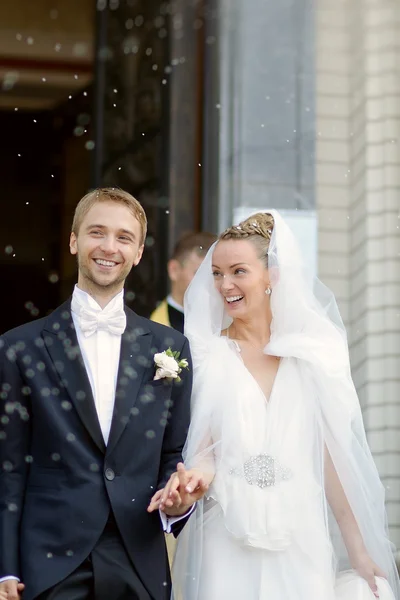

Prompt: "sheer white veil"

[172,210,399,599]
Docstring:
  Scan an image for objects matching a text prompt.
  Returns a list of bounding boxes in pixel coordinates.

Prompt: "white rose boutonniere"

[153,348,189,382]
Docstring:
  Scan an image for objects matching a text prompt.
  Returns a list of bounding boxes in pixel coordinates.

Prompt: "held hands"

[147,462,209,517]
[351,552,386,598]
[0,580,25,600]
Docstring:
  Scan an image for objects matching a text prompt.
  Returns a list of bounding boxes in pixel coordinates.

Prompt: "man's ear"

[133,244,145,267]
[70,232,77,255]
[167,259,180,283]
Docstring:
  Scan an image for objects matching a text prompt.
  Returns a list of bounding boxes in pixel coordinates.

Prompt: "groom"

[0,188,195,600]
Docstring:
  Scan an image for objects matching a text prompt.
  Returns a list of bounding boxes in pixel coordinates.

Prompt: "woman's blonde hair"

[219,212,274,267]
[72,187,147,245]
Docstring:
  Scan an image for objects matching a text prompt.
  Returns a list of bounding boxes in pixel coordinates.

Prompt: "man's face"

[69,201,144,294]
[168,250,205,304]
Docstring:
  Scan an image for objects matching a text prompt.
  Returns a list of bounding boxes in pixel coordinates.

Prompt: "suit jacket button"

[105,468,115,481]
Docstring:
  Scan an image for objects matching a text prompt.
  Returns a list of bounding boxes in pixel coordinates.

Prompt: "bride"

[150,211,399,600]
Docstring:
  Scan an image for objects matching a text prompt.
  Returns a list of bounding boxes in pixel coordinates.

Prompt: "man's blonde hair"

[72,187,147,245]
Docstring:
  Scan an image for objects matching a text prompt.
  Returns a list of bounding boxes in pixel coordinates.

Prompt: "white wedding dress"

[198,346,333,600]
[172,211,399,600]
[173,339,394,600]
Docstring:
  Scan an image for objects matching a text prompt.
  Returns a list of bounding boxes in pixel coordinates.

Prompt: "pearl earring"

[265,286,271,295]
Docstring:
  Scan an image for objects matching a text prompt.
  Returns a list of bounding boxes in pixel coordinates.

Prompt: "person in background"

[151,232,217,334]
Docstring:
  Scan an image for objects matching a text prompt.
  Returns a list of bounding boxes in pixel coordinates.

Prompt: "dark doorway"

[0,92,93,334]
[0,111,63,332]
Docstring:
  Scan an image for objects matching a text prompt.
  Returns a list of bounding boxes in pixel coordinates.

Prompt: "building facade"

[1,0,399,550]
[316,0,400,549]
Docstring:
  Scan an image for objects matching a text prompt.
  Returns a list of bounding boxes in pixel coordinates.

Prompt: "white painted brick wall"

[316,0,400,548]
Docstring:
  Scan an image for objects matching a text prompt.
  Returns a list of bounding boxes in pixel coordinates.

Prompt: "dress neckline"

[223,335,283,405]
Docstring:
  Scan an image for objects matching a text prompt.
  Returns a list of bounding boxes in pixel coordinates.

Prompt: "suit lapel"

[42,300,106,453]
[106,309,153,456]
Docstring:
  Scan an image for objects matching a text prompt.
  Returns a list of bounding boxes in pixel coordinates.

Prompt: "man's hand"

[147,462,209,516]
[0,580,25,600]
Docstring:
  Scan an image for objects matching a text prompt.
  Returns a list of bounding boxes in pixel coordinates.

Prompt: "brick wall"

[316,0,400,547]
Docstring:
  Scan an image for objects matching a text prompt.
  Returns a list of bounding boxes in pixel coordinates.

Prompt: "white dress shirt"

[71,285,123,444]
[166,294,184,314]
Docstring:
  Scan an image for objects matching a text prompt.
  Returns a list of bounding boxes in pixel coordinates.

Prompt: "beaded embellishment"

[229,454,292,489]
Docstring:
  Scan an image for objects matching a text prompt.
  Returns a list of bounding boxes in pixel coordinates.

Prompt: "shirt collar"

[73,284,125,314]
[167,294,184,314]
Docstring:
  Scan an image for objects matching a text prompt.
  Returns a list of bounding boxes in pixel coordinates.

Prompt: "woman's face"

[212,239,270,319]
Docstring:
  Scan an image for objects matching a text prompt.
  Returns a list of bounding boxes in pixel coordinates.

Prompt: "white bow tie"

[72,299,127,338]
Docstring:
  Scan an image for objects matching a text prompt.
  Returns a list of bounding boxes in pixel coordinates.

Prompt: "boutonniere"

[153,348,189,382]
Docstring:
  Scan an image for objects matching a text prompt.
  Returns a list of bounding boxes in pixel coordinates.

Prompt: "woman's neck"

[230,313,272,347]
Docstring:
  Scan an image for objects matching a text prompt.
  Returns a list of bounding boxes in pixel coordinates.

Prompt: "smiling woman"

[211,213,274,324]
[171,210,400,600]
[212,243,271,318]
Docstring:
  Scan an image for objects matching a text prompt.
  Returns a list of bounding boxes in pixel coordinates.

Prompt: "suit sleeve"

[157,337,192,489]
[0,336,31,579]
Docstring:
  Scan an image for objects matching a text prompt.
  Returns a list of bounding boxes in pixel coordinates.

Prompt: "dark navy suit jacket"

[0,300,192,600]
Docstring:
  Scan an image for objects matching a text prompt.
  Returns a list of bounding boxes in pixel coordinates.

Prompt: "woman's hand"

[147,462,209,516]
[351,553,386,598]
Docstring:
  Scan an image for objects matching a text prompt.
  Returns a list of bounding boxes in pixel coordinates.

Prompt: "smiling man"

[69,191,145,308]
[0,188,194,600]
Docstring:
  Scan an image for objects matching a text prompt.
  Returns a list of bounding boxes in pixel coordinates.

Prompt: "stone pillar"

[207,0,316,232]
